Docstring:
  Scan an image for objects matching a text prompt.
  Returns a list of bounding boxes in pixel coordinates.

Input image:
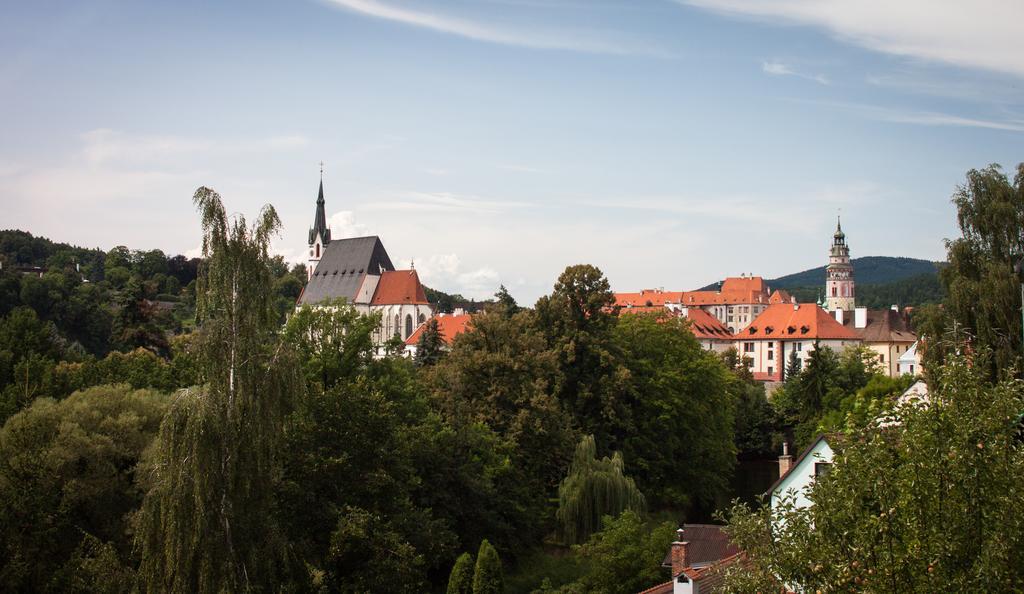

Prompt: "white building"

[298,178,434,348]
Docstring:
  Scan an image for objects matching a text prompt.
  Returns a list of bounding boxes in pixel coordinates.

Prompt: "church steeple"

[307,165,331,281]
[308,169,331,247]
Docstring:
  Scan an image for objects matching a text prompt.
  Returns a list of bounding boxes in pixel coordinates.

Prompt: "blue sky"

[2,0,1022,301]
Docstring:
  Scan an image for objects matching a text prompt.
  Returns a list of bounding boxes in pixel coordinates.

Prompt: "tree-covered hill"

[766,256,942,288]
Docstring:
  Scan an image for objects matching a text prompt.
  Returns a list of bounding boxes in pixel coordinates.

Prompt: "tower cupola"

[825,216,855,311]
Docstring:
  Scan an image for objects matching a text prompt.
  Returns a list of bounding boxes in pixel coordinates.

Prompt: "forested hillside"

[767,256,941,288]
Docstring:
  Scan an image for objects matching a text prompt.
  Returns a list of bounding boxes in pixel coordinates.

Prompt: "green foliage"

[538,511,674,594]
[721,354,1024,592]
[415,316,445,367]
[614,313,736,508]
[136,188,298,593]
[448,552,475,594]
[767,256,940,289]
[927,163,1024,379]
[0,384,168,592]
[473,539,504,594]
[557,435,645,545]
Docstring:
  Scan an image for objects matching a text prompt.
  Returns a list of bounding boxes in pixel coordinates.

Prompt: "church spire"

[309,164,331,247]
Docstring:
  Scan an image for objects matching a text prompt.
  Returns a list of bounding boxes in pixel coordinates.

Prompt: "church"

[297,178,434,348]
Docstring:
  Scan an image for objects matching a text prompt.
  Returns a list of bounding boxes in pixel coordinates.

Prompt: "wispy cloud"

[80,129,308,166]
[679,0,1024,77]
[801,100,1024,133]
[365,191,533,214]
[762,60,828,84]
[321,0,669,56]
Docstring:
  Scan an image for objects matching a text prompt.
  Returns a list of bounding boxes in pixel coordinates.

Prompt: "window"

[405,314,413,339]
[767,350,774,360]
[767,366,774,376]
[743,342,754,353]
[815,462,832,478]
[832,287,837,296]
[879,354,885,363]
[316,244,320,258]
[418,313,426,324]
[796,342,803,351]
[394,315,400,336]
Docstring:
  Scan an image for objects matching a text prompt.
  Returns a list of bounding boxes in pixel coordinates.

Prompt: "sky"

[2,0,1022,302]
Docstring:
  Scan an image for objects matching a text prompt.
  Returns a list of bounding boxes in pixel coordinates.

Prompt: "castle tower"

[825,217,855,311]
[307,174,331,281]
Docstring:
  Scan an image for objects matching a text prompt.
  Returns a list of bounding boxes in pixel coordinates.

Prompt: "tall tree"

[720,351,1024,593]
[932,163,1024,379]
[556,435,645,545]
[447,552,475,594]
[472,540,504,594]
[137,187,299,593]
[415,317,445,367]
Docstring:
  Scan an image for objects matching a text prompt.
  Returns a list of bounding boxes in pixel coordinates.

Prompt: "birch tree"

[137,187,300,593]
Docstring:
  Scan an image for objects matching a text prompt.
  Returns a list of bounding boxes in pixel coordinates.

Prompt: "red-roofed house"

[404,313,473,356]
[736,303,861,382]
[680,308,734,353]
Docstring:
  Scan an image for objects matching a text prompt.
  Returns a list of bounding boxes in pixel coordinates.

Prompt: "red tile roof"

[637,580,673,594]
[371,270,429,305]
[404,313,473,346]
[768,289,792,304]
[614,289,686,308]
[740,303,860,341]
[682,308,733,339]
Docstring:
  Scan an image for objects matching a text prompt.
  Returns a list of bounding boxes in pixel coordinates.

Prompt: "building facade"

[298,180,433,348]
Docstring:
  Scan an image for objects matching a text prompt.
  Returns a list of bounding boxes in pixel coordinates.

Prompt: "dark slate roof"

[298,236,394,305]
[308,179,332,245]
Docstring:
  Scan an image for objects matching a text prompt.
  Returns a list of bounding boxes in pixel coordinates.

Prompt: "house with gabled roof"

[737,303,861,382]
[404,312,473,357]
[297,177,434,349]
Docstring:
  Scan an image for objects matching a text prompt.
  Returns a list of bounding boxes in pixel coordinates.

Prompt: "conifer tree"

[785,349,801,381]
[446,552,474,594]
[415,317,445,367]
[556,435,645,544]
[137,187,299,593]
[471,540,503,594]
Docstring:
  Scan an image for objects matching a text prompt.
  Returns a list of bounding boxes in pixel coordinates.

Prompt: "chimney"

[855,306,867,329]
[793,302,799,311]
[834,308,844,325]
[778,442,794,478]
[670,528,690,576]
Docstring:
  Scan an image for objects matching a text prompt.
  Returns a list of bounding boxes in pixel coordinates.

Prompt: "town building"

[404,312,473,357]
[738,303,861,382]
[297,178,434,348]
[820,219,920,377]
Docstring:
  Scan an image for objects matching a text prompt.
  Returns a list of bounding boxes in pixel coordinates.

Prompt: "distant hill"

[766,256,942,289]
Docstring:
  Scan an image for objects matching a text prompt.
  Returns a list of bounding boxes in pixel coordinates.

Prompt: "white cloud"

[365,191,532,215]
[800,99,1024,133]
[680,0,1024,77]
[762,60,828,84]
[321,0,670,56]
[328,210,374,239]
[79,129,308,166]
[396,253,501,300]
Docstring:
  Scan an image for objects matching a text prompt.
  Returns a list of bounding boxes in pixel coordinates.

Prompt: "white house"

[770,435,834,512]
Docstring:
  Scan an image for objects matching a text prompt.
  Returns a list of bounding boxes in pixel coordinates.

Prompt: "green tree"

[784,349,801,380]
[720,352,1024,593]
[472,539,504,594]
[0,385,168,591]
[493,284,520,317]
[932,163,1024,379]
[557,435,645,545]
[613,313,736,509]
[136,187,299,593]
[535,265,631,452]
[447,552,475,594]
[415,317,445,367]
[553,511,675,594]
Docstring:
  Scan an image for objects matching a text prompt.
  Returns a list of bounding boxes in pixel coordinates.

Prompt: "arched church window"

[418,313,425,324]
[394,315,401,336]
[405,314,413,339]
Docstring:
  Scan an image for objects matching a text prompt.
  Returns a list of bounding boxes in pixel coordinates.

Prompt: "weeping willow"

[136,188,301,593]
[556,435,645,544]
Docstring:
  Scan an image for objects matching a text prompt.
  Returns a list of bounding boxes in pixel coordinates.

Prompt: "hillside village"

[299,179,923,383]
